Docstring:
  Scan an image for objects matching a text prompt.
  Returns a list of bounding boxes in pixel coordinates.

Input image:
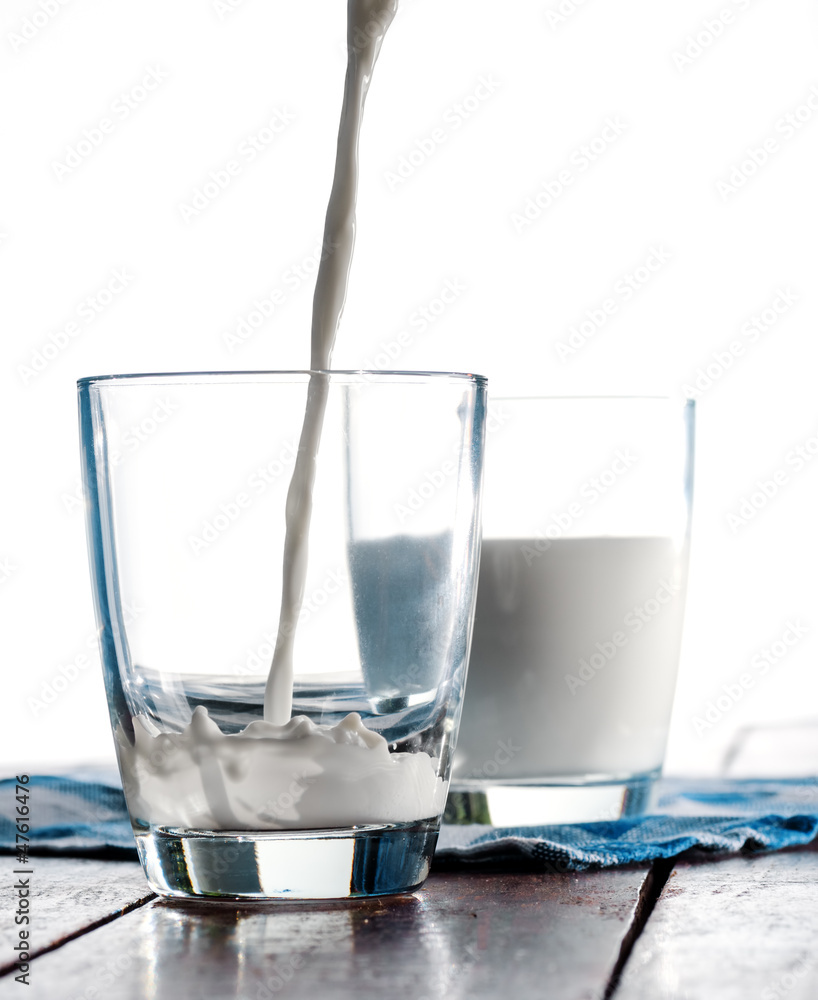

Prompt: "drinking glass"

[448,396,694,824]
[79,370,486,898]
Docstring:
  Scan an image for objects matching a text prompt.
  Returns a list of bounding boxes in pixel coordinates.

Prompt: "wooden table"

[2,844,817,1000]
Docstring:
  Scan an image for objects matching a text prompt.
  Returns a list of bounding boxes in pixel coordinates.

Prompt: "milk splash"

[120,707,444,830]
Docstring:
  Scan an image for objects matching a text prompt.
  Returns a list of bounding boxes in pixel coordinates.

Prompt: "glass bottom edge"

[444,773,659,825]
[135,820,439,900]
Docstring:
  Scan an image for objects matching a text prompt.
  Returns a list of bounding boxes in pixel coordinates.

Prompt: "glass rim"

[489,394,693,402]
[77,369,488,388]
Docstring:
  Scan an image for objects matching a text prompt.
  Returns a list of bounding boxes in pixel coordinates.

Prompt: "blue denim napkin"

[435,779,818,870]
[2,774,817,870]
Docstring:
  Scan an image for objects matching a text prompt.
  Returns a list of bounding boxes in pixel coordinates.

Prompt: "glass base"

[135,821,439,900]
[444,775,657,825]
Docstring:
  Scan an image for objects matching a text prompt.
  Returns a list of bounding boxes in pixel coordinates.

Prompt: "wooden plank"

[616,850,818,1000]
[8,869,650,1000]
[0,857,153,977]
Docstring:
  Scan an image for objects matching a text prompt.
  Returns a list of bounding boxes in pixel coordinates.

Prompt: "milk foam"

[119,707,444,830]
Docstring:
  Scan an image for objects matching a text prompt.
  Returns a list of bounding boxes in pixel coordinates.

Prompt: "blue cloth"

[2,774,818,870]
[0,773,137,857]
[435,779,818,869]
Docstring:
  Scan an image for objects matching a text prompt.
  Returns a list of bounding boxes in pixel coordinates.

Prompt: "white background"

[2,0,818,775]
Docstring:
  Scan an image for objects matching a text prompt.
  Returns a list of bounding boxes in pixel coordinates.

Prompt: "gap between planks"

[0,891,156,978]
[602,857,676,1000]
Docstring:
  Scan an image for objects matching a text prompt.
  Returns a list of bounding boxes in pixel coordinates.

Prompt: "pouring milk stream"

[264,0,399,727]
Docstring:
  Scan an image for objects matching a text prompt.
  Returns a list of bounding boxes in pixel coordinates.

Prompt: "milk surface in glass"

[450,397,694,823]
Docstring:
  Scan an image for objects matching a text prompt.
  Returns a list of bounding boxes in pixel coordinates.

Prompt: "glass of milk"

[78,370,486,899]
[449,396,694,824]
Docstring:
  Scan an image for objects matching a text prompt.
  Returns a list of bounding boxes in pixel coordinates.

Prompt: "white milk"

[452,537,687,782]
[120,707,444,830]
